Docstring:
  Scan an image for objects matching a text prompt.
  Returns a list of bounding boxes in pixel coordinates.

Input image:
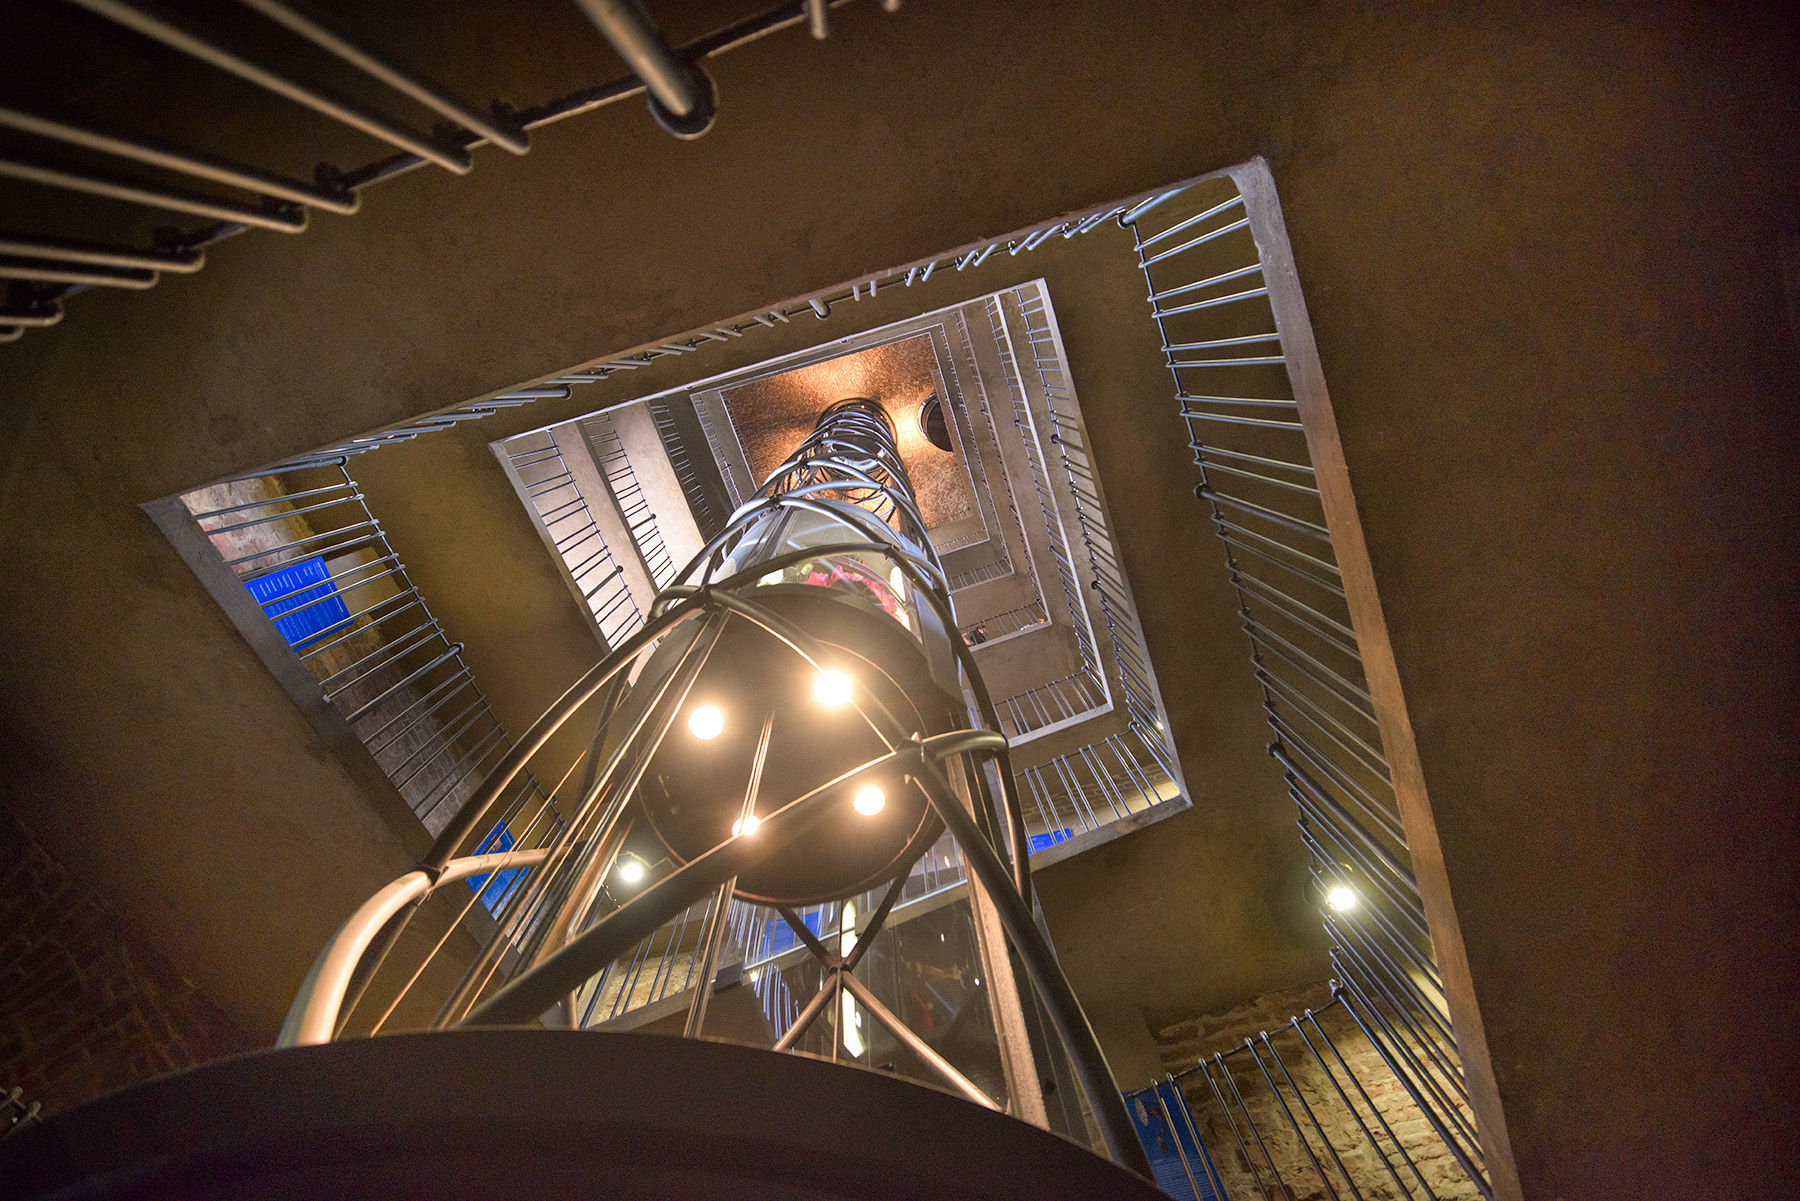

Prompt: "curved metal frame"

[281,399,1149,1177]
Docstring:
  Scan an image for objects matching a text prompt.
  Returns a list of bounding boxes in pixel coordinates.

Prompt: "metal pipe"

[1201,486,1333,544]
[1332,954,1472,1141]
[0,232,201,274]
[1245,1035,1341,1201]
[909,761,1149,1176]
[1166,1074,1234,1201]
[840,969,998,1110]
[233,0,528,153]
[1206,457,1320,495]
[773,967,839,1052]
[571,0,700,117]
[1141,215,1253,267]
[1335,983,1492,1200]
[64,0,473,173]
[0,255,156,288]
[278,847,549,1046]
[1197,1058,1275,1201]
[1148,1085,1206,1201]
[1307,1006,1441,1201]
[1263,1030,1364,1201]
[1292,1011,1425,1201]
[1183,406,1303,432]
[1214,1052,1284,1196]
[805,0,828,38]
[1156,285,1272,319]
[1118,185,1191,226]
[462,746,918,1027]
[1182,393,1300,411]
[0,103,357,212]
[1139,193,1245,250]
[0,154,306,231]
[0,303,64,328]
[684,708,775,1036]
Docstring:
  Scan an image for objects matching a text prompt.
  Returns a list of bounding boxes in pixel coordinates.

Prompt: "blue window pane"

[763,909,824,955]
[467,825,523,915]
[244,556,351,649]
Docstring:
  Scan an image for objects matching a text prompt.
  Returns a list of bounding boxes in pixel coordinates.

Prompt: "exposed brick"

[1152,981,1485,1201]
[0,815,254,1115]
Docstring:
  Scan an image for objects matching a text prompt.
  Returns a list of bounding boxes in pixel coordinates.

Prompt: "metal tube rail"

[571,0,707,120]
[278,846,549,1046]
[0,230,202,271]
[1244,1035,1342,1201]
[0,103,357,212]
[234,0,529,154]
[0,256,157,290]
[65,0,474,174]
[0,153,306,231]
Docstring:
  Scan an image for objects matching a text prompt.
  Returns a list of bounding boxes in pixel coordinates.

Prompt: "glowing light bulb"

[617,859,645,885]
[814,669,854,708]
[732,814,761,837]
[853,785,885,816]
[688,705,724,739]
[1327,885,1358,913]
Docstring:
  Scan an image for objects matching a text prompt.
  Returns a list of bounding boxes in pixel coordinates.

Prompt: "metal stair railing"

[0,0,906,343]
[1124,175,1491,1198]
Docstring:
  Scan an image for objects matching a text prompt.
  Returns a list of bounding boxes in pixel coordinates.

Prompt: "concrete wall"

[0,2,1795,1195]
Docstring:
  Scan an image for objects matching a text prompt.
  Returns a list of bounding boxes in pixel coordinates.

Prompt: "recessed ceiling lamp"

[813,669,854,708]
[688,705,724,739]
[852,785,885,816]
[1327,885,1358,913]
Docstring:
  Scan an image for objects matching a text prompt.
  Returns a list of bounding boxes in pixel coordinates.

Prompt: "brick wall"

[1154,981,1483,1201]
[0,814,253,1115]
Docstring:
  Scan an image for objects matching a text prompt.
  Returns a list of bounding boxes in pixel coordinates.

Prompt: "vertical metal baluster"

[1337,983,1491,1201]
[1149,1084,1206,1201]
[1168,1073,1233,1201]
[1245,1034,1341,1201]
[1297,1006,1435,1201]
[1215,1051,1284,1199]
[1261,1029,1364,1201]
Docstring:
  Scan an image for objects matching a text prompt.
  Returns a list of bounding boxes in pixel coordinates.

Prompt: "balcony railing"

[502,430,645,651]
[1,0,907,343]
[1126,173,1490,1197]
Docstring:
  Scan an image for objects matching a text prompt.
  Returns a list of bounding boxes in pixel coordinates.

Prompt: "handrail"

[279,847,550,1047]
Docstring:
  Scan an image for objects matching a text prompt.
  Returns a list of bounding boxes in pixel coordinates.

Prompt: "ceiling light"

[732,814,761,837]
[617,858,645,885]
[688,705,724,739]
[1327,885,1358,913]
[814,669,854,708]
[853,785,885,816]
